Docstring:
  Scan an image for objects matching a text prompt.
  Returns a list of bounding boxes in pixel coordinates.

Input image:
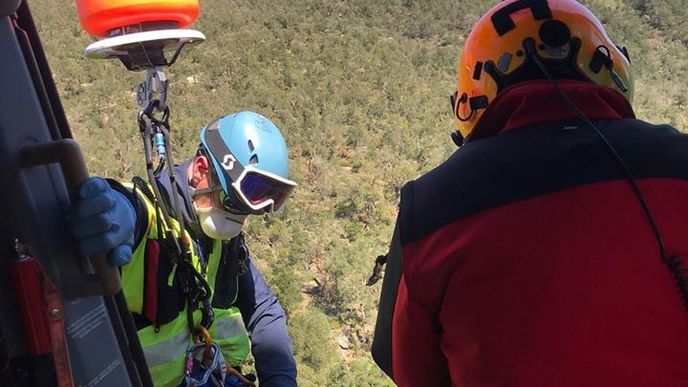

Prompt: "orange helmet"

[452,0,634,139]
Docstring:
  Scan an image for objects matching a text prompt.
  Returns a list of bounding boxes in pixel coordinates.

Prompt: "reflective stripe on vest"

[121,182,157,314]
[209,308,250,366]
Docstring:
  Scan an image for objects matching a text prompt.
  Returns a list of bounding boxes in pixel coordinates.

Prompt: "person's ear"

[191,155,210,188]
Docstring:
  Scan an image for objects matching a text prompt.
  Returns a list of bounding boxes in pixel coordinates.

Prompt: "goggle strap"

[191,186,222,196]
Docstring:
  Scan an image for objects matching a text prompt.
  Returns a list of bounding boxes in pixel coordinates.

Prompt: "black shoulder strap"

[131,176,155,203]
[211,233,248,309]
[131,176,169,245]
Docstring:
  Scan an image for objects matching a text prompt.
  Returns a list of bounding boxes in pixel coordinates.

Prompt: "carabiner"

[193,325,213,365]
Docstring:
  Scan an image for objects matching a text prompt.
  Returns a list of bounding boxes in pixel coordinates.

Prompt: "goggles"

[202,123,296,215]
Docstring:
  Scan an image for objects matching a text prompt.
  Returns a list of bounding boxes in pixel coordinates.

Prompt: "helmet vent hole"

[249,154,259,165]
[248,139,255,152]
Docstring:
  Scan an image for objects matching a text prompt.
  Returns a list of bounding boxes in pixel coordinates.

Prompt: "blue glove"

[67,177,136,266]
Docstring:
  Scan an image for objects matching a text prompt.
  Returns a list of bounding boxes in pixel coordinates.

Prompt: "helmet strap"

[589,45,629,93]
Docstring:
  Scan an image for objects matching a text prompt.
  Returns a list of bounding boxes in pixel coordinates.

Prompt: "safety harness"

[130,175,214,335]
[126,176,254,386]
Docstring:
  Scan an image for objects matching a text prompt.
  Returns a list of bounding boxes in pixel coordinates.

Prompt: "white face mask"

[193,204,247,240]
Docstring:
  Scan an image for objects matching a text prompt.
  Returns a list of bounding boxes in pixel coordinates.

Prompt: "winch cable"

[138,93,214,333]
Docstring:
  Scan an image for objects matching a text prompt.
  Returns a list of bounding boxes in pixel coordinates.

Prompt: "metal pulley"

[137,67,169,112]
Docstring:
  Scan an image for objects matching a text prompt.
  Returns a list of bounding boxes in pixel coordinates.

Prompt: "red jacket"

[372,80,688,387]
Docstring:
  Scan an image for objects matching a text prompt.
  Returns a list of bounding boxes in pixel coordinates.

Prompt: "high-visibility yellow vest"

[121,182,250,387]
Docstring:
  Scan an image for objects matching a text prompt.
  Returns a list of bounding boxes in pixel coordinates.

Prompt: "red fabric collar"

[467,80,636,143]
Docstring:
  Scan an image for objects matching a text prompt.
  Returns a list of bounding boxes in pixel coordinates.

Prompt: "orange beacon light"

[76,0,200,38]
[78,0,205,71]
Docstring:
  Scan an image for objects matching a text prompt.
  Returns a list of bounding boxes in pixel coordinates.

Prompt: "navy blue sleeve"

[236,260,297,386]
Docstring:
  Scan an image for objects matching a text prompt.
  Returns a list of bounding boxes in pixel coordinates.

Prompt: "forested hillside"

[30,0,687,385]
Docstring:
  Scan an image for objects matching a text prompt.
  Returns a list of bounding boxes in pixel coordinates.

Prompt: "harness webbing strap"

[131,176,214,333]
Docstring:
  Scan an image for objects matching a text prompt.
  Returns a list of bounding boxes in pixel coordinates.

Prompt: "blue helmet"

[199,111,296,214]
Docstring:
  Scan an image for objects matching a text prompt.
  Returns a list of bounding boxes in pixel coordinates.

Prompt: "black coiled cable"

[524,37,688,312]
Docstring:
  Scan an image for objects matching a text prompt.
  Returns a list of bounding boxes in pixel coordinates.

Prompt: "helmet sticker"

[221,154,236,171]
[473,62,484,80]
[254,117,272,133]
[497,53,513,73]
[491,0,552,36]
